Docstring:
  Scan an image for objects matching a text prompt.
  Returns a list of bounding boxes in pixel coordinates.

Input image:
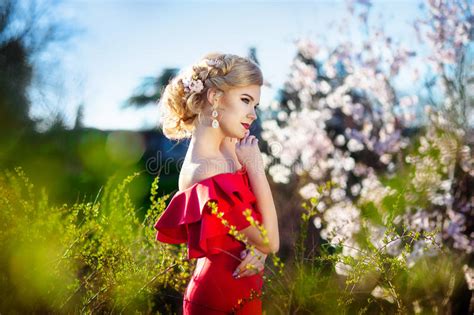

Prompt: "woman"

[154,52,280,314]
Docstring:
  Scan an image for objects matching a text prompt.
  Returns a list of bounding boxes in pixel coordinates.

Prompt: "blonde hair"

[158,52,263,140]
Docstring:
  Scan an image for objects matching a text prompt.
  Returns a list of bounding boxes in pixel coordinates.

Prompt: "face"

[216,85,261,139]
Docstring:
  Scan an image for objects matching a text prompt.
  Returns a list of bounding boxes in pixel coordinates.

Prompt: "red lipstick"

[241,123,250,130]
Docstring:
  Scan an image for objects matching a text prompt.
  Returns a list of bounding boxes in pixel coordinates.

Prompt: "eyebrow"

[242,93,259,106]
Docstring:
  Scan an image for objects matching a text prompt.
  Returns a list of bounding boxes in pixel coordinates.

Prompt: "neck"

[190,124,225,155]
[188,125,239,168]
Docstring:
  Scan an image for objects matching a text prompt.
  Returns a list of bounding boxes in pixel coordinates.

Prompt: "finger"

[238,263,257,278]
[242,130,250,140]
[233,249,267,278]
[238,132,250,145]
[249,260,264,272]
[234,255,253,275]
[235,255,260,277]
[233,253,258,277]
[239,262,264,277]
[245,135,256,145]
[250,137,259,145]
[240,249,248,259]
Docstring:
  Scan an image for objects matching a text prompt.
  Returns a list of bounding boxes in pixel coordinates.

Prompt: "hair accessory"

[182,74,204,94]
[206,58,224,68]
[181,58,223,94]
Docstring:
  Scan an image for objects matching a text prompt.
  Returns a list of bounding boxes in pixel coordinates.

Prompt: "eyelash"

[242,98,259,109]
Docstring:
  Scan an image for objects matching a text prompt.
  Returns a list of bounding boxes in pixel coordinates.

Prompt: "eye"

[242,98,250,104]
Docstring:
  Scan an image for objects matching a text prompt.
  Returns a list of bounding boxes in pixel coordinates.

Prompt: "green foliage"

[0,164,469,314]
[0,167,191,314]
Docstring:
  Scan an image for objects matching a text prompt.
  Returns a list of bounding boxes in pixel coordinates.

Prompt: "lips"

[241,123,250,130]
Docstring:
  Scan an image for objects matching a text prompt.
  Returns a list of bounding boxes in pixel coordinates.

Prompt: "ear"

[206,88,217,106]
[206,88,223,106]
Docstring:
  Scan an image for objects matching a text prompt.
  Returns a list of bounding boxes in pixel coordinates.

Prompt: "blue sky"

[35,0,422,131]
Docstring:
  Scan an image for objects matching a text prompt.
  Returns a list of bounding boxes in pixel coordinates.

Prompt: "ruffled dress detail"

[154,166,264,314]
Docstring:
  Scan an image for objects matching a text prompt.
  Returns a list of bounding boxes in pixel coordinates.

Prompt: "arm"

[236,134,280,254]
[240,167,280,254]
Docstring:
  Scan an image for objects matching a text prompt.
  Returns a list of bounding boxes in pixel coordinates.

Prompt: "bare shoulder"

[178,159,235,191]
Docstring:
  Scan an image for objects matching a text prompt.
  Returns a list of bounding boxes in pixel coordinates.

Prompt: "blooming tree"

[260,0,473,310]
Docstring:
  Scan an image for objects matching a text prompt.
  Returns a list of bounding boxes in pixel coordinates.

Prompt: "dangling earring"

[211,107,219,128]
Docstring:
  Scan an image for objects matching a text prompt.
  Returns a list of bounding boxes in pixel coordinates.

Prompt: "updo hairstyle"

[159,52,263,140]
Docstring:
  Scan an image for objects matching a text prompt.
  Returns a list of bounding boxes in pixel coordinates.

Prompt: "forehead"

[227,85,261,99]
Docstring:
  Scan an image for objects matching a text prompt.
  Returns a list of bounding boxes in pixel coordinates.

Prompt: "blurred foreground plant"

[0,168,191,314]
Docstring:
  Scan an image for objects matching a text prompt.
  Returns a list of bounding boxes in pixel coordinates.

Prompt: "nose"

[248,107,257,121]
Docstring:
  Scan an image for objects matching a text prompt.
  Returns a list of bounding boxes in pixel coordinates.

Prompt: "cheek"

[220,113,239,130]
[219,111,246,136]
[221,103,242,122]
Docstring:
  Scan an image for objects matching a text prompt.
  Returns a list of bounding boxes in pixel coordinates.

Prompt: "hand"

[235,130,264,174]
[233,248,267,279]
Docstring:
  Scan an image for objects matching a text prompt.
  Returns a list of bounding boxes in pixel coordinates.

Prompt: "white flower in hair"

[182,75,204,94]
[206,58,224,67]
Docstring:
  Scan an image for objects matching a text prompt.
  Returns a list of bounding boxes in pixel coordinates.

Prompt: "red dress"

[154,166,264,314]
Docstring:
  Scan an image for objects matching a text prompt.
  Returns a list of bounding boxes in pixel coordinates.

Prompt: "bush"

[0,168,191,314]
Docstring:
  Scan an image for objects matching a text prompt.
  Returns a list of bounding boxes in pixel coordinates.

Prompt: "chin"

[225,127,246,139]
